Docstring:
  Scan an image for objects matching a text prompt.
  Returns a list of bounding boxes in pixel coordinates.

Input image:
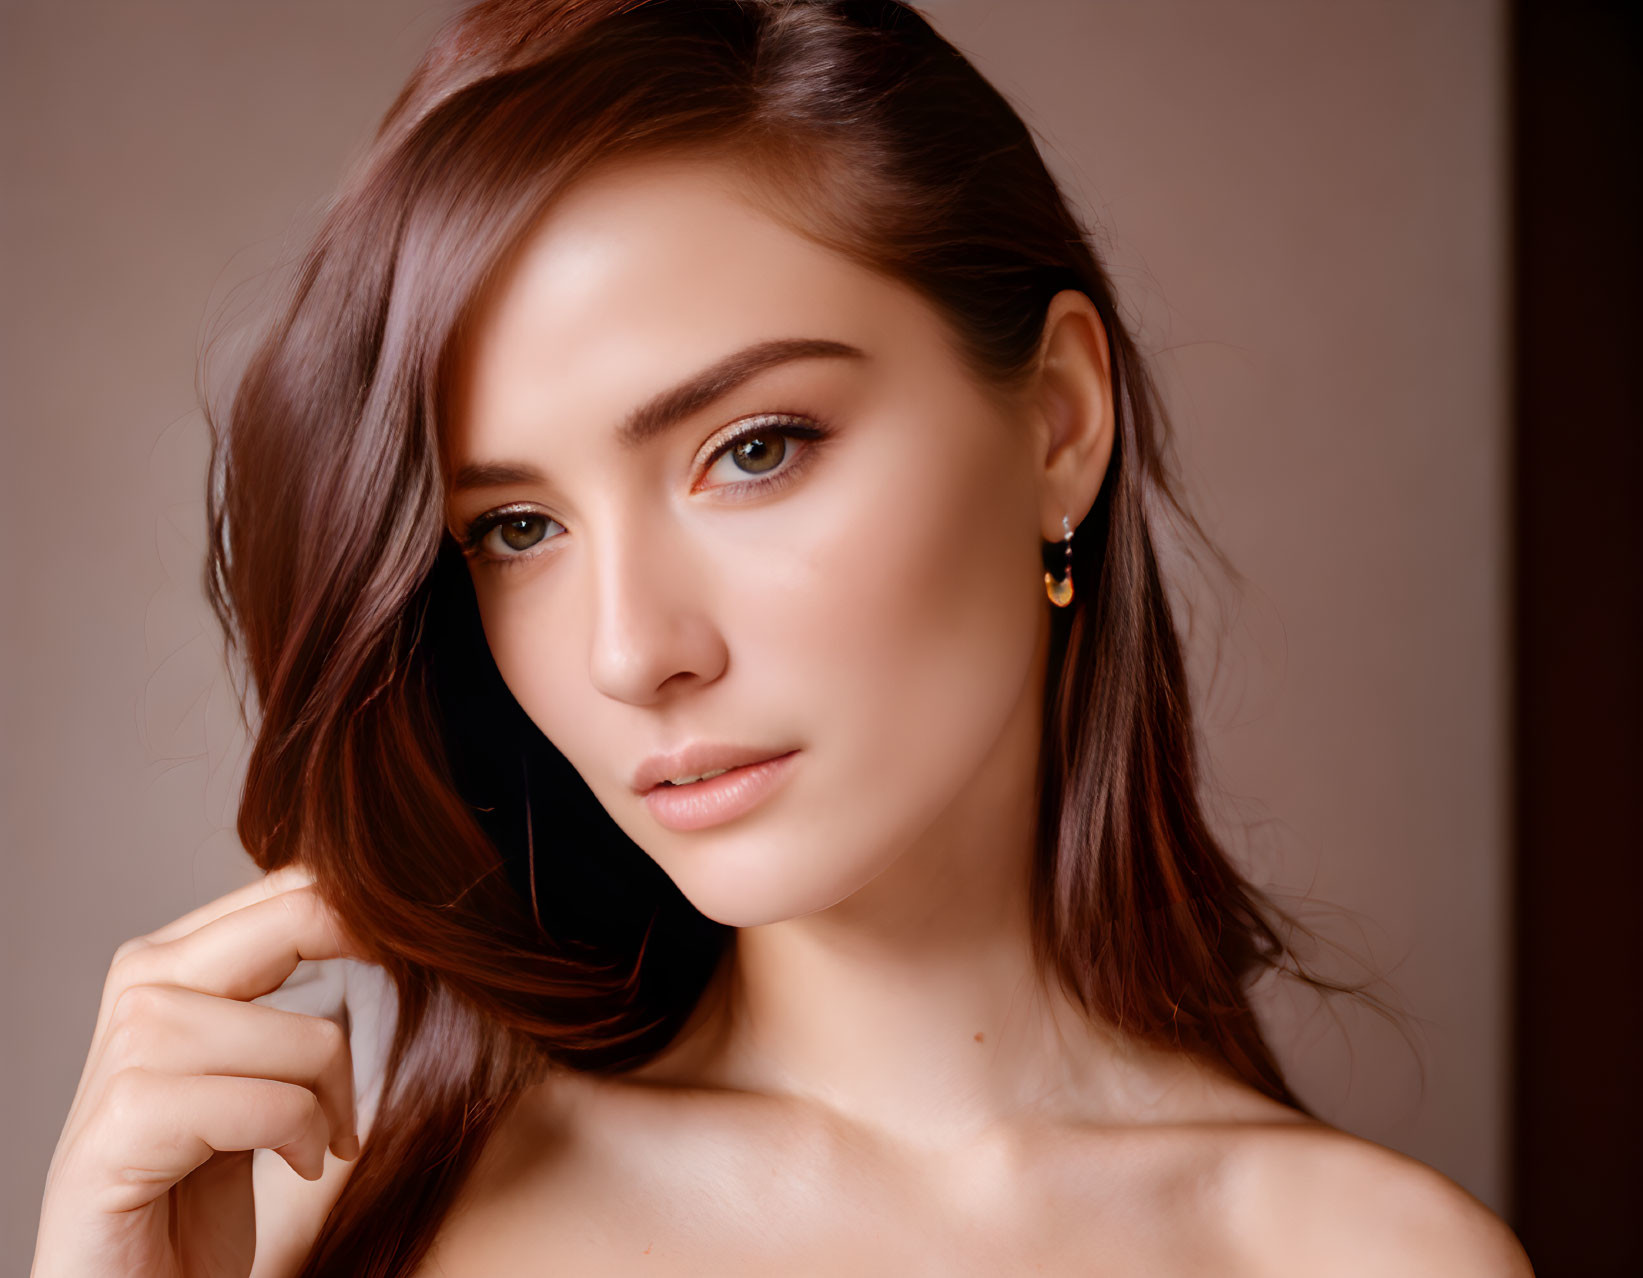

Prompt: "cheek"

[471,578,573,735]
[794,408,1044,796]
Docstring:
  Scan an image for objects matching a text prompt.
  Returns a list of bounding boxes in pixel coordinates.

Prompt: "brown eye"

[699,414,829,490]
[729,433,786,475]
[499,516,545,551]
[483,514,554,557]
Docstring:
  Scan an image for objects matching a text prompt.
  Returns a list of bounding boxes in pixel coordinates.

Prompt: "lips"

[642,750,801,832]
[631,742,796,795]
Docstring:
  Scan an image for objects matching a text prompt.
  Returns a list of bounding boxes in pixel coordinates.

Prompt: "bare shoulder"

[1223,1124,1535,1277]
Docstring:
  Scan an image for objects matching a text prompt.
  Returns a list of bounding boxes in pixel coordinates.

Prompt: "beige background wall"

[1,0,1506,1263]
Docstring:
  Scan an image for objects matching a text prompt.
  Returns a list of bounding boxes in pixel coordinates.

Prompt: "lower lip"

[643,750,800,832]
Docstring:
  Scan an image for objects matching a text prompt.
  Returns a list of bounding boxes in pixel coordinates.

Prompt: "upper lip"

[632,743,795,794]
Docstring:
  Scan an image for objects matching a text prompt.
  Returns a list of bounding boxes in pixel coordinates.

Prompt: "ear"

[1028,289,1114,541]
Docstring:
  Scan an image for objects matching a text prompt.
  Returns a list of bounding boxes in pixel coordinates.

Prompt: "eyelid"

[695,412,792,468]
[690,411,823,489]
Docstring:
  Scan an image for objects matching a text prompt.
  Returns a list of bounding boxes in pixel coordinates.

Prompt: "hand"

[32,864,365,1278]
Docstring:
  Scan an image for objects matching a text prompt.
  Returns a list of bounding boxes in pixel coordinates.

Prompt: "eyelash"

[458,413,833,570]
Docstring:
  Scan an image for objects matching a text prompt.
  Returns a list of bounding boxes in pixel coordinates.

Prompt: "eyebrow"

[449,336,866,496]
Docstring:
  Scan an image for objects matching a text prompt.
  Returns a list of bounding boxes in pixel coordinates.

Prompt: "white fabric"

[251,957,400,1139]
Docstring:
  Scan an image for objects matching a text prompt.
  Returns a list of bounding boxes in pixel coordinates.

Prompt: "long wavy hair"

[204,0,1371,1271]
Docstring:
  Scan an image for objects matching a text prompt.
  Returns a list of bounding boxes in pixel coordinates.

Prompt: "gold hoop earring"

[1044,514,1074,607]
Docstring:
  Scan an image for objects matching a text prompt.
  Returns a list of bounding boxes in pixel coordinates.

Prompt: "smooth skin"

[34,155,1534,1276]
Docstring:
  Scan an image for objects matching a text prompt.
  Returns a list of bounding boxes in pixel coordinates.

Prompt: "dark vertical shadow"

[1510,2,1643,1273]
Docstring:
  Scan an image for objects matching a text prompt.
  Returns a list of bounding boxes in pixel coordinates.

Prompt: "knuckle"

[105,939,151,991]
[111,981,168,1020]
[98,1066,152,1127]
[106,983,168,1047]
[273,1082,324,1141]
[110,935,150,967]
[282,883,320,919]
[277,885,324,938]
[310,1013,349,1060]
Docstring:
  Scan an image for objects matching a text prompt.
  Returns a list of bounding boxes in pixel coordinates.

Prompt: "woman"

[32,1,1533,1274]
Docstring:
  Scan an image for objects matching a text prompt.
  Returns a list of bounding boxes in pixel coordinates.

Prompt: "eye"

[710,432,786,480]
[697,414,831,493]
[462,507,563,565]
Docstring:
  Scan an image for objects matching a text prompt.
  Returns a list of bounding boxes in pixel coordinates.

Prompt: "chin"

[660,839,893,930]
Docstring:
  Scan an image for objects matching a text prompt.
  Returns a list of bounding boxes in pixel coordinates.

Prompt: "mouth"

[632,743,798,794]
[642,749,800,832]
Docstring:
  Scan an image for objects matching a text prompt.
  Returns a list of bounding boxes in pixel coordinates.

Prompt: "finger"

[108,886,363,1008]
[88,1068,333,1212]
[72,865,318,1134]
[92,984,359,1158]
[94,868,314,1050]
[140,864,316,947]
[76,883,359,1136]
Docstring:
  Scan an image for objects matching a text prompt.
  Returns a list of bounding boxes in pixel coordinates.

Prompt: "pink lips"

[632,741,796,795]
[642,750,800,831]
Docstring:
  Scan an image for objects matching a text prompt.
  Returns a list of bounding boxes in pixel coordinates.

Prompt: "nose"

[585,512,727,705]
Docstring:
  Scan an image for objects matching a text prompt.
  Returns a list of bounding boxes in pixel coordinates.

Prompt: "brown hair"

[205,1,1376,1271]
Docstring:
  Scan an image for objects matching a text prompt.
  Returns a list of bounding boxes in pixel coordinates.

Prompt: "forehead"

[443,156,938,454]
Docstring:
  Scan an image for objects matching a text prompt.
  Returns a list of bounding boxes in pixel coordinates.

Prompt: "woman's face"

[442,156,1066,929]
